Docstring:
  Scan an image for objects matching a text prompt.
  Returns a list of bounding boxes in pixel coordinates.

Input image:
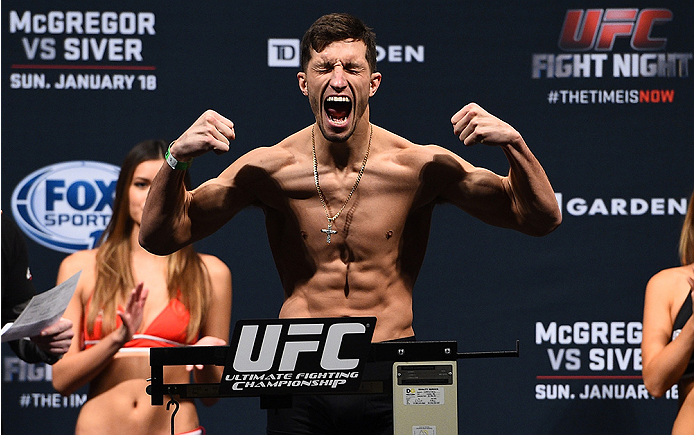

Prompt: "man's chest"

[265,166,430,248]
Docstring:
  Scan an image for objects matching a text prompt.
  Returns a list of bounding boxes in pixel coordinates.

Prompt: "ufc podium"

[148,317,518,435]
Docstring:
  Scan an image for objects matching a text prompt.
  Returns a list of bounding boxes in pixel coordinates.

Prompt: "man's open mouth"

[324,96,352,125]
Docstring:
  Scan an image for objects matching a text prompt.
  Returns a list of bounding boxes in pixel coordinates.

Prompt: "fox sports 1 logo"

[11,161,119,253]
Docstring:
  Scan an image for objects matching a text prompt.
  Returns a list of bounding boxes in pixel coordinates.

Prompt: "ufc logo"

[559,9,673,51]
[232,322,366,372]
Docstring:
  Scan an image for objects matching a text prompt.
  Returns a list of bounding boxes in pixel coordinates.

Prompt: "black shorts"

[266,336,415,435]
[266,391,393,435]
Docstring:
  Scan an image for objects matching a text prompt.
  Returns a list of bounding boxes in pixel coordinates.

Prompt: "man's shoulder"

[374,125,456,163]
[238,127,310,167]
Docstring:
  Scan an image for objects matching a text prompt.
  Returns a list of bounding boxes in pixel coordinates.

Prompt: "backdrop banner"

[2,1,692,433]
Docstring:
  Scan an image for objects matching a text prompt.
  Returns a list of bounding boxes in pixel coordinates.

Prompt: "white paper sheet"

[1,271,81,342]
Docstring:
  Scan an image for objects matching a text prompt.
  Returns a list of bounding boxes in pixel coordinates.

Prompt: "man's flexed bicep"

[186,171,258,243]
[139,110,239,255]
[139,158,257,255]
[448,103,561,236]
[436,160,520,231]
[139,162,194,255]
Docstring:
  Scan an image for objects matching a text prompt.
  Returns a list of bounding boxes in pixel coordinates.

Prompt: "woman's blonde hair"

[86,140,209,341]
[680,188,694,266]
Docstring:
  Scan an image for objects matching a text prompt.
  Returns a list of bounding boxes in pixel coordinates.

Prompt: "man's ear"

[369,72,382,97]
[297,72,308,96]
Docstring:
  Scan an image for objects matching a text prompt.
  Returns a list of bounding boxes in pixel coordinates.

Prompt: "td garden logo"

[268,38,425,68]
[11,161,119,253]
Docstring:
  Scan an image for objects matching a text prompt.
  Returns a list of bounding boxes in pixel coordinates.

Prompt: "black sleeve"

[2,213,59,364]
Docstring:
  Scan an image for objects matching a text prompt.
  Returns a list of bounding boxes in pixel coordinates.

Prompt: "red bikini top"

[83,291,195,350]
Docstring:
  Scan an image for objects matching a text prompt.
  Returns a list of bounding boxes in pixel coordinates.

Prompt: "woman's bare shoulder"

[646,265,693,299]
[58,249,98,276]
[198,253,231,280]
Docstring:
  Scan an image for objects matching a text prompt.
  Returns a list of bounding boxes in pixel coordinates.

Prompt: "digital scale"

[393,361,457,435]
[147,318,519,435]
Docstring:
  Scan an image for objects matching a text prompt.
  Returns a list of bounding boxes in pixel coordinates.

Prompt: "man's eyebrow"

[314,59,365,68]
[313,59,334,68]
[342,61,365,69]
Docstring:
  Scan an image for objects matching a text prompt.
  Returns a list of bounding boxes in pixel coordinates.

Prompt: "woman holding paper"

[51,140,232,435]
[1,212,73,364]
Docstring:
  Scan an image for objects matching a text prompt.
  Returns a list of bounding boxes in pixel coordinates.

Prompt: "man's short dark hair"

[301,13,377,73]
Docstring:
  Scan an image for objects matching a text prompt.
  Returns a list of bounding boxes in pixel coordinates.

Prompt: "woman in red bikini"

[642,187,694,435]
[52,140,232,435]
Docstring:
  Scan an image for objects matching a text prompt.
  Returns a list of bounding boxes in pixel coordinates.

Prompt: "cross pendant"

[321,220,337,244]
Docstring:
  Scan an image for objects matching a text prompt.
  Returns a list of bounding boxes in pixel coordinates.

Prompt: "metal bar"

[457,340,520,359]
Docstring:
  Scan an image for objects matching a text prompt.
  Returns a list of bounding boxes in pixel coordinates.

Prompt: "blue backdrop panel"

[2,1,692,434]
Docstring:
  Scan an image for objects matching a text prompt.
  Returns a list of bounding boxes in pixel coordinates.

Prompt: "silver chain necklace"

[312,124,372,244]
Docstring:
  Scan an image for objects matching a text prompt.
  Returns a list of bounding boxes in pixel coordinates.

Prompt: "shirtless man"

[140,12,561,434]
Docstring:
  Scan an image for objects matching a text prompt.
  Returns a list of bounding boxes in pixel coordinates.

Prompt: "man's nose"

[329,66,347,91]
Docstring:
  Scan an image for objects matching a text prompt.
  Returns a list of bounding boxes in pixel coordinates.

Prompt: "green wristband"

[165,142,192,171]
